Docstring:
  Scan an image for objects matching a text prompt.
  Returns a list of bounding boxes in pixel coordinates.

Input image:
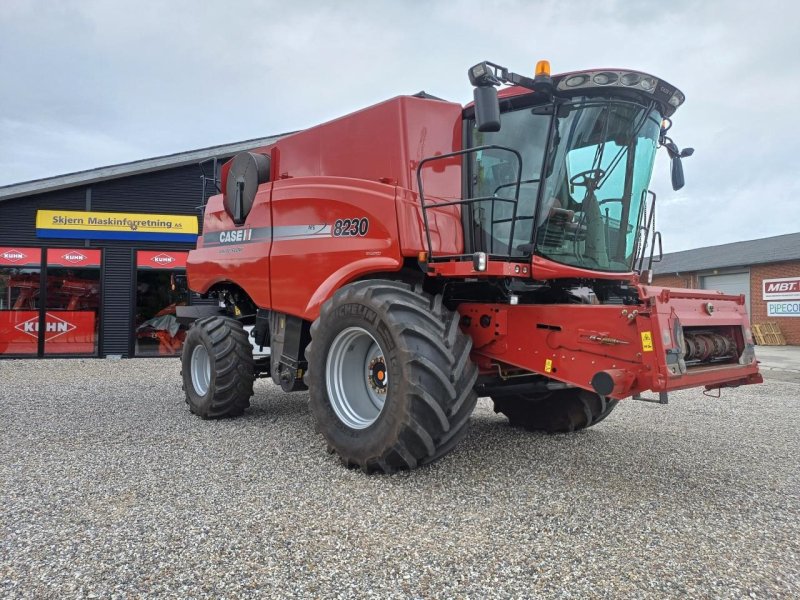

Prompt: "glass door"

[0,247,42,356]
[43,248,101,356]
[134,251,190,356]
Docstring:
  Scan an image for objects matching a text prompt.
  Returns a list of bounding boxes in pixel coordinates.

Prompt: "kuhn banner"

[46,248,102,268]
[0,310,96,355]
[36,210,198,242]
[762,277,800,301]
[0,247,41,267]
[136,251,188,269]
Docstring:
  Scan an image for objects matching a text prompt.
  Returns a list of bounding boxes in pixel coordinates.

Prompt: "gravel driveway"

[2,359,798,598]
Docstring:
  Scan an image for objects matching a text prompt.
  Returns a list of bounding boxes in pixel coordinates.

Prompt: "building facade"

[652,233,800,344]
[0,136,280,359]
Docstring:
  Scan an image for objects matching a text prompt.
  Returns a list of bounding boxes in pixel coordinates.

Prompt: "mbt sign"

[762,277,800,301]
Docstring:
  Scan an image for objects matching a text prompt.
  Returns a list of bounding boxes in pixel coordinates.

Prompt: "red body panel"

[460,286,761,399]
[188,187,273,308]
[269,177,402,320]
[189,95,465,317]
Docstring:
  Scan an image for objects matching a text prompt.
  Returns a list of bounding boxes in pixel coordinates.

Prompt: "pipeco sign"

[762,277,800,301]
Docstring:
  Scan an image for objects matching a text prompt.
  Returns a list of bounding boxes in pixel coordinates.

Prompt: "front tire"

[493,388,617,433]
[306,280,478,473]
[181,316,255,418]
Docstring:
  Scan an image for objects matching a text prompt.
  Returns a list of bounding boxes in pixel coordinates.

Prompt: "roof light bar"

[555,69,684,113]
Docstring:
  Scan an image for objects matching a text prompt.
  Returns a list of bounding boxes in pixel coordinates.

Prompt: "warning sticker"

[641,331,654,352]
[544,359,553,373]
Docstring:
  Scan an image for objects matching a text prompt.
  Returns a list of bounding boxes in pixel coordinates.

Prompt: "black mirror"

[473,86,500,132]
[680,147,695,158]
[671,157,685,191]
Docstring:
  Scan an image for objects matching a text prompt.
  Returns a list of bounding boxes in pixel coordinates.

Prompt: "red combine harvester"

[179,60,762,473]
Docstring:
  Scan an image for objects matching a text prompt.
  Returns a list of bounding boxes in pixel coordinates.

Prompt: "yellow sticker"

[641,331,654,352]
[544,359,553,373]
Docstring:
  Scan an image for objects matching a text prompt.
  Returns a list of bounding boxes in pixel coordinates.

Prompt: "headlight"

[593,72,618,85]
[565,74,589,87]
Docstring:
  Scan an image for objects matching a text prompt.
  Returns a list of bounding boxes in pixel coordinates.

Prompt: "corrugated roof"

[0,133,290,202]
[654,232,800,274]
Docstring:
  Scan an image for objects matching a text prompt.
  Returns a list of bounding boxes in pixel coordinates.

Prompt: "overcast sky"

[1,0,798,252]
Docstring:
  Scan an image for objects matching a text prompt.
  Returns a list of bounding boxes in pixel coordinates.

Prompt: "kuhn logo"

[62,251,87,264]
[151,253,175,265]
[1,249,27,262]
[14,313,77,340]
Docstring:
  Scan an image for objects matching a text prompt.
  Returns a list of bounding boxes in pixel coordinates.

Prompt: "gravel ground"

[1,359,798,599]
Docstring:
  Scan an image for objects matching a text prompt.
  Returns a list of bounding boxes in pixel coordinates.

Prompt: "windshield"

[469,98,662,272]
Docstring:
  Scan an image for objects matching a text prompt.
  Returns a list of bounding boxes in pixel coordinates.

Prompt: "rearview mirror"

[473,86,500,132]
[671,157,685,191]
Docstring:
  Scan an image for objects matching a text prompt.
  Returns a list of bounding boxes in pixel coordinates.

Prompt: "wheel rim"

[190,344,211,396]
[325,326,388,429]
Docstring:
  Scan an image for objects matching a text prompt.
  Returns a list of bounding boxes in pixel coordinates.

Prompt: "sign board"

[136,251,188,269]
[762,277,800,301]
[0,247,41,267]
[767,301,800,317]
[47,248,102,267]
[0,310,96,354]
[36,210,198,242]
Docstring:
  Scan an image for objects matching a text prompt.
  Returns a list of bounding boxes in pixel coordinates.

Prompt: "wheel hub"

[190,344,211,396]
[325,327,387,429]
[367,357,388,394]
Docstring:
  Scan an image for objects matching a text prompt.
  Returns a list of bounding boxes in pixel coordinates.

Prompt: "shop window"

[135,251,190,356]
[0,247,43,356]
[43,249,101,356]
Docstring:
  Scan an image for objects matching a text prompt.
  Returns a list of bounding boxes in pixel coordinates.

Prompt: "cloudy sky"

[1,0,798,252]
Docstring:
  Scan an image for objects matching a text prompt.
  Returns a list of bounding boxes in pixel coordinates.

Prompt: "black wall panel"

[100,247,134,357]
[0,188,87,247]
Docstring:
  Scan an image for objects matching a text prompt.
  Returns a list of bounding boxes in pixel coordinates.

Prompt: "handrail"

[416,144,523,261]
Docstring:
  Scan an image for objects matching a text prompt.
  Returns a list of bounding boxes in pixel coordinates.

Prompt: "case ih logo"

[0,249,27,263]
[151,253,176,265]
[61,251,87,264]
[14,313,77,340]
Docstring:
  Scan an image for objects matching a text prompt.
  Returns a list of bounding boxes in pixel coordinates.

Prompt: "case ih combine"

[179,60,762,473]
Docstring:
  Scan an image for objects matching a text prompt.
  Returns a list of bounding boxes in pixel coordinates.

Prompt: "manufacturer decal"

[219,229,253,244]
[641,331,654,352]
[151,253,176,265]
[333,218,369,237]
[203,226,271,246]
[61,251,87,264]
[15,313,77,340]
[1,249,27,263]
[544,358,553,373]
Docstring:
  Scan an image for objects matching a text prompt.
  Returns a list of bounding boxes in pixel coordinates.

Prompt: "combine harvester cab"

[180,59,762,473]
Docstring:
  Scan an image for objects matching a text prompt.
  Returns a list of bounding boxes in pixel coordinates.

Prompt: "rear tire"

[181,316,255,418]
[493,388,617,433]
[306,280,478,473]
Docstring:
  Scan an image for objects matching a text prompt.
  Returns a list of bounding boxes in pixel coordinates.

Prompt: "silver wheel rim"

[190,344,211,396]
[325,326,388,429]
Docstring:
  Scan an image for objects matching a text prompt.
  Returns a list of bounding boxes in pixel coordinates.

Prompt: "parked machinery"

[178,60,761,472]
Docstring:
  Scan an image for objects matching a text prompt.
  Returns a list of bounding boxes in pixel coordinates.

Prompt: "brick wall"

[651,273,699,289]
[750,260,800,344]
[654,260,800,345]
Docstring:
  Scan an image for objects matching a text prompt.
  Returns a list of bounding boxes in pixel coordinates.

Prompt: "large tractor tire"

[492,387,617,433]
[306,280,478,473]
[181,316,255,419]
